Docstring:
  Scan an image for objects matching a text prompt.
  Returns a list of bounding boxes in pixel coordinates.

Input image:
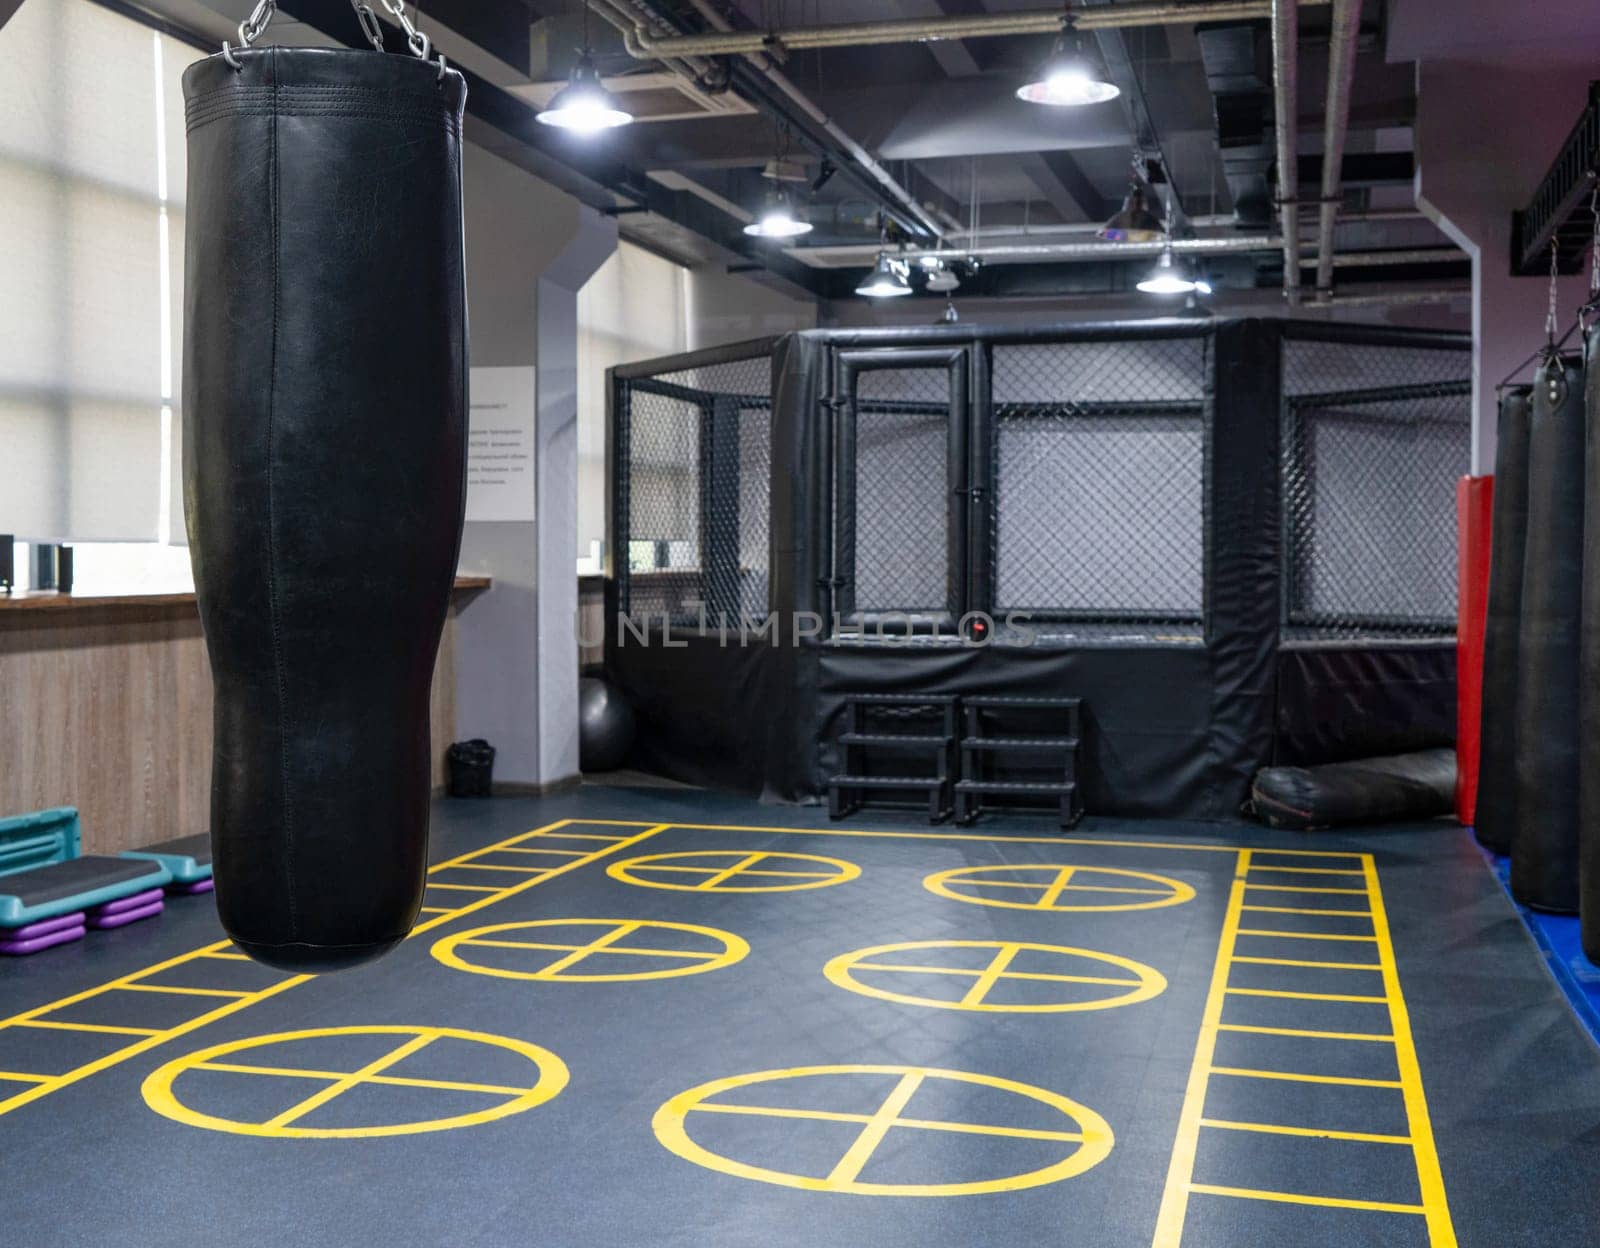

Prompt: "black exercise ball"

[579,677,636,772]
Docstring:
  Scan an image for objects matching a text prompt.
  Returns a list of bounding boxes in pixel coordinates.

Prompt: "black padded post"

[1512,352,1586,913]
[1474,386,1532,853]
[183,48,468,968]
[1581,329,1600,957]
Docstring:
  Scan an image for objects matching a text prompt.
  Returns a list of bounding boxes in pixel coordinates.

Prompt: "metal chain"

[1546,237,1559,344]
[222,0,275,67]
[224,0,442,73]
[1591,182,1599,297]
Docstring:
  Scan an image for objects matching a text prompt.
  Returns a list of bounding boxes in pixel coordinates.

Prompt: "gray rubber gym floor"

[1,785,1597,1247]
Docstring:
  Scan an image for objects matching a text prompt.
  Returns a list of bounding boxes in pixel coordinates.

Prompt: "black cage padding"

[606,319,1468,818]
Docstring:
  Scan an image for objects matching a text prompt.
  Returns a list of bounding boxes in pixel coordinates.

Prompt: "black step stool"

[956,695,1084,830]
[827,693,957,823]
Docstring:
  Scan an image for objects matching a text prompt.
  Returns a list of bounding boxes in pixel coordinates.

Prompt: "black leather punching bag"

[1580,329,1600,959]
[1511,352,1586,913]
[183,46,468,969]
[1473,386,1532,854]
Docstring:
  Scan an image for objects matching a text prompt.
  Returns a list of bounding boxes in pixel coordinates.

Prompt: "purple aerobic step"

[86,899,163,930]
[0,924,87,956]
[0,912,87,941]
[89,888,166,918]
[166,877,214,895]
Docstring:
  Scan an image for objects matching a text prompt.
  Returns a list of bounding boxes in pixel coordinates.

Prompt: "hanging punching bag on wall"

[1580,327,1600,959]
[183,22,468,969]
[1511,352,1586,913]
[1473,386,1532,854]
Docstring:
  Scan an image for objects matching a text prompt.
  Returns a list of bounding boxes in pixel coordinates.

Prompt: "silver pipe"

[1313,0,1362,297]
[798,240,1465,267]
[1270,0,1300,304]
[1323,285,1470,308]
[1323,249,1467,268]
[626,0,1332,60]
[668,0,945,239]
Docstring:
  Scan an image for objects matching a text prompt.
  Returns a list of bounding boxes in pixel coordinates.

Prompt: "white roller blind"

[0,0,190,543]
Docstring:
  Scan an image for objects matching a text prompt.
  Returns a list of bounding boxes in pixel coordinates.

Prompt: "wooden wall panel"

[0,593,476,856]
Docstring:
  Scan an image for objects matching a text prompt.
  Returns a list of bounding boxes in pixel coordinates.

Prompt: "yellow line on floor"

[1239,905,1372,918]
[115,983,251,999]
[1198,1117,1411,1145]
[456,938,717,961]
[1231,956,1381,971]
[1216,1023,1394,1043]
[1224,988,1388,1004]
[1188,1184,1425,1215]
[262,1033,436,1130]
[1364,855,1458,1245]
[15,1019,163,1037]
[1243,884,1369,896]
[192,1060,533,1098]
[1236,929,1379,942]
[826,1072,925,1188]
[1247,866,1367,877]
[1210,1066,1402,1089]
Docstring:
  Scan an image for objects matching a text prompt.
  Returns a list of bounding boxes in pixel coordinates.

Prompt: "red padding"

[1456,474,1494,825]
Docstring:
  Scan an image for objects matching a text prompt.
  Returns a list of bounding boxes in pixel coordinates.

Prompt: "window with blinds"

[0,0,189,547]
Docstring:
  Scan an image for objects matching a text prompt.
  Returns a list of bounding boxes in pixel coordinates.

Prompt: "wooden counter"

[0,577,490,855]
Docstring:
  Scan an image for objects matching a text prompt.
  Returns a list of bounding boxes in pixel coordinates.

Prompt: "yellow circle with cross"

[141,1025,568,1139]
[925,863,1195,912]
[653,1064,1113,1196]
[607,850,860,893]
[430,918,748,983]
[824,940,1167,1013]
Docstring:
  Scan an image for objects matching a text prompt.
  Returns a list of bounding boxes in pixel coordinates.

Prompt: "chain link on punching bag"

[1511,351,1586,913]
[1582,326,1600,958]
[183,16,468,969]
[1474,386,1532,854]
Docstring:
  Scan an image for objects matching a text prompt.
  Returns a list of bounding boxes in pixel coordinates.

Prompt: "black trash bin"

[446,739,496,798]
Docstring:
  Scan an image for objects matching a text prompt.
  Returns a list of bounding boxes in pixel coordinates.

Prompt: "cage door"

[831,347,970,632]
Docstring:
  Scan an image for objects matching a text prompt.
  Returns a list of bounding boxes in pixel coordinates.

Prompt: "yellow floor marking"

[438,863,552,874]
[425,883,503,893]
[826,1071,926,1187]
[951,879,1174,896]
[850,962,1141,987]
[1034,868,1079,909]
[1244,884,1369,896]
[696,853,771,891]
[144,1025,569,1139]
[417,907,454,915]
[611,864,838,879]
[1224,987,1389,1004]
[533,922,643,976]
[1364,855,1456,1246]
[959,945,1022,1006]
[654,1064,1113,1197]
[536,832,633,842]
[1217,1023,1394,1043]
[15,1019,163,1037]
[454,938,718,960]
[262,1033,437,1130]
[1247,866,1366,877]
[927,864,1195,913]
[1232,956,1380,972]
[1189,1184,1424,1215]
[1239,905,1372,918]
[0,818,664,1120]
[1198,1118,1411,1145]
[0,1071,53,1084]
[192,1060,534,1098]
[1210,1066,1402,1089]
[491,848,589,857]
[115,984,252,999]
[1236,929,1378,942]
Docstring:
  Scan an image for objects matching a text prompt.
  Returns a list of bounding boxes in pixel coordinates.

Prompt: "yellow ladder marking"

[0,819,667,1120]
[1239,905,1372,918]
[1244,884,1369,896]
[439,863,553,874]
[426,883,503,893]
[1189,1184,1424,1215]
[1151,849,1456,1246]
[15,1019,163,1037]
[1198,1118,1411,1145]
[1246,866,1367,877]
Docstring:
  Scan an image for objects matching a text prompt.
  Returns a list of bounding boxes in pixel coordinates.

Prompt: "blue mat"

[1481,844,1600,1048]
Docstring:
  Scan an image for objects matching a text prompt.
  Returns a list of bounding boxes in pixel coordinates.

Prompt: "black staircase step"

[844,693,958,706]
[961,736,1078,751]
[830,774,948,790]
[841,732,951,748]
[964,695,1081,710]
[955,779,1078,796]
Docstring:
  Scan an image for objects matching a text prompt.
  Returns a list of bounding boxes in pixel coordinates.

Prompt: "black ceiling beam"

[433,0,533,75]
[1017,151,1109,224]
[1512,80,1600,276]
[1296,151,1413,187]
[1195,23,1273,229]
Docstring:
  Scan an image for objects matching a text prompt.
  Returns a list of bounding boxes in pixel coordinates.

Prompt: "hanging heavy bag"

[1581,325,1600,959]
[183,4,468,969]
[1511,352,1586,913]
[1473,386,1532,853]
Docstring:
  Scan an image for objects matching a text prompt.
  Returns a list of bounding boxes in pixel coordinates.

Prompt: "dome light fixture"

[744,185,813,239]
[1016,30,1121,108]
[1137,245,1200,295]
[856,253,913,298]
[1098,183,1165,243]
[537,52,633,133]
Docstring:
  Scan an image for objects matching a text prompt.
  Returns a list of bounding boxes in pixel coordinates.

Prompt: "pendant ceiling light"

[1016,30,1121,107]
[536,5,632,133]
[856,254,913,298]
[1137,245,1200,295]
[1098,183,1165,243]
[743,185,813,239]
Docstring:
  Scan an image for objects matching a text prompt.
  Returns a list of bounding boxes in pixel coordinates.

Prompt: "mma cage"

[605,318,1470,819]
